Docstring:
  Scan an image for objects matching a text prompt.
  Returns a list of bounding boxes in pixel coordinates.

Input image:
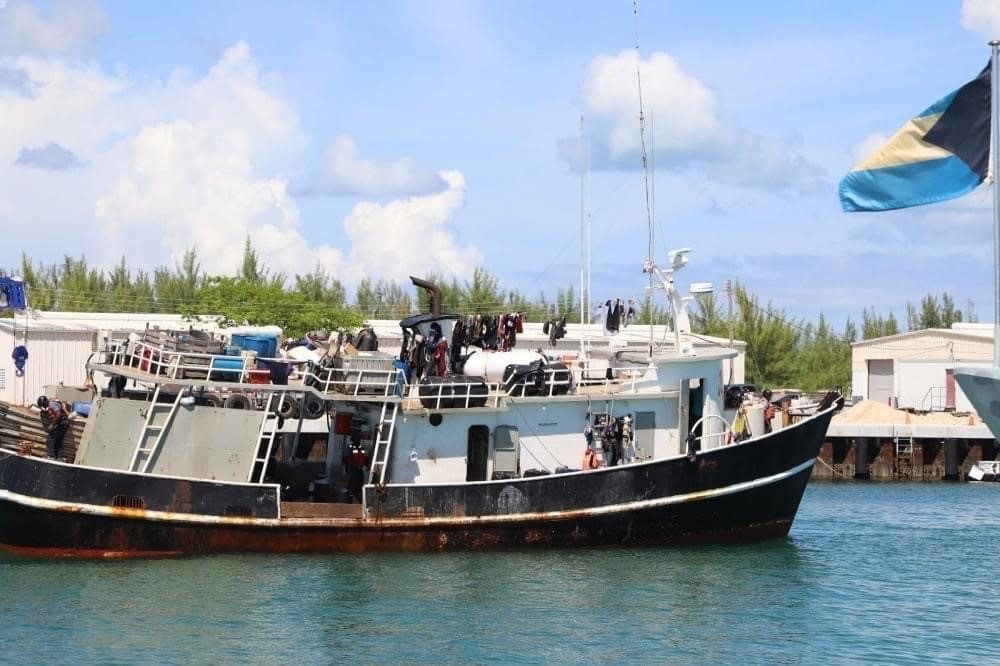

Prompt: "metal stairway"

[129,385,184,473]
[249,392,286,483]
[369,402,399,485]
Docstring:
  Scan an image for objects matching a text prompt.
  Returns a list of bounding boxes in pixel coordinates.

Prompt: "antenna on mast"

[634,0,654,260]
[634,0,655,357]
[579,115,590,359]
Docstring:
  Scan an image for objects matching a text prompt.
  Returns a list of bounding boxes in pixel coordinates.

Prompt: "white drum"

[462,350,547,382]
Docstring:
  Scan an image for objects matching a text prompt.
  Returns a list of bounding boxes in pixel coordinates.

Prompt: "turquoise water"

[1,482,999,664]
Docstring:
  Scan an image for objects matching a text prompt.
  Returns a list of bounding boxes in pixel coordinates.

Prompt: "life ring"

[223,394,252,410]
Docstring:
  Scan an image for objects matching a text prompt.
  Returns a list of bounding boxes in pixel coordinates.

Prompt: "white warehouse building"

[0,311,224,406]
[851,323,994,412]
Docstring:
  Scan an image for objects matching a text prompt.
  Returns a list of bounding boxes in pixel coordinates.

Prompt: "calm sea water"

[1,482,999,664]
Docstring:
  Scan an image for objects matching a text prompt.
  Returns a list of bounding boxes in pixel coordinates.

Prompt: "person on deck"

[36,395,70,460]
[762,389,775,434]
[343,438,370,503]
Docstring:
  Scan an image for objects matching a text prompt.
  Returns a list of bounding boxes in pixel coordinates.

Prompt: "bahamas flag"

[840,64,991,212]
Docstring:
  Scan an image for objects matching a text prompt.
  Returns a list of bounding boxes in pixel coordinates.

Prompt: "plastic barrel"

[240,335,278,359]
[210,356,244,381]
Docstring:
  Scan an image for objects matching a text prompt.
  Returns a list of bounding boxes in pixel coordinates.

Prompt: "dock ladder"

[369,401,400,484]
[129,385,184,473]
[894,436,914,480]
[249,392,287,483]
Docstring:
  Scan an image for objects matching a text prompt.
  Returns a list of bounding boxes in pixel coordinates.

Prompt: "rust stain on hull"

[0,519,793,559]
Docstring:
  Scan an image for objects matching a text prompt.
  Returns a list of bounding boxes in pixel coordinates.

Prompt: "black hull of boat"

[0,408,834,557]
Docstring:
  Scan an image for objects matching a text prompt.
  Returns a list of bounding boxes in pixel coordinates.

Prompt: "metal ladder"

[129,385,184,473]
[249,392,286,483]
[369,401,400,484]
[895,436,914,480]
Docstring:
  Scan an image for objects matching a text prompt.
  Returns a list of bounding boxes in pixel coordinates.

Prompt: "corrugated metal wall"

[0,329,96,406]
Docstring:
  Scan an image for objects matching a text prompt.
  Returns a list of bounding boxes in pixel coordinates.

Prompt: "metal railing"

[302,363,406,398]
[921,386,946,412]
[103,339,278,384]
[688,413,733,448]
[95,339,653,403]
[411,378,504,410]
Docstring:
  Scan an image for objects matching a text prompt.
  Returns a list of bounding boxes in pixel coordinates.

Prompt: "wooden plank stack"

[0,401,85,462]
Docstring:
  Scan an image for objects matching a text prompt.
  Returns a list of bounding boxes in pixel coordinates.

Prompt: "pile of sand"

[832,400,981,426]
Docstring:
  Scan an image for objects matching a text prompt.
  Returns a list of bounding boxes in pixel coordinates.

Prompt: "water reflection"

[2,485,1000,663]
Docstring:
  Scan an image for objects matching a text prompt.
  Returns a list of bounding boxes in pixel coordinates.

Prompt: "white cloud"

[301,134,447,197]
[0,41,481,286]
[851,131,889,164]
[581,50,725,163]
[339,170,481,284]
[0,0,108,54]
[93,120,340,277]
[961,0,1000,37]
[564,49,825,192]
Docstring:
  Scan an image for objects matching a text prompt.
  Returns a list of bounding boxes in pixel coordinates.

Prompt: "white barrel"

[745,402,766,438]
[462,350,547,382]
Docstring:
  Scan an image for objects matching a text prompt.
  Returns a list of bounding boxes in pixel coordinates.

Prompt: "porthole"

[429,413,443,426]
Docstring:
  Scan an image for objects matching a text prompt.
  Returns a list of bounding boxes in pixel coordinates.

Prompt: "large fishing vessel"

[0,262,839,557]
[0,13,842,556]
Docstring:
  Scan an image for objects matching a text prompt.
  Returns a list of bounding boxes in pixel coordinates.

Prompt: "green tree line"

[6,240,972,392]
[690,285,971,393]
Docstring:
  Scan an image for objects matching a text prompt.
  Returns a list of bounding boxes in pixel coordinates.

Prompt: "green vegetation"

[690,285,969,393]
[6,240,972,393]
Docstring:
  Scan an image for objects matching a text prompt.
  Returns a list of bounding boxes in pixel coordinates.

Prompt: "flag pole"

[992,40,1000,367]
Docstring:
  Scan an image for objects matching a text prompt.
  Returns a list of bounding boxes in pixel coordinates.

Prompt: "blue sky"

[2,0,1000,326]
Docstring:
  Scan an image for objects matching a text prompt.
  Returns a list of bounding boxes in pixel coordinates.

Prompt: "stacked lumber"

[0,401,84,462]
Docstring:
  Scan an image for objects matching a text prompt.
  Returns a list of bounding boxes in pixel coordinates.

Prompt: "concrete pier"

[816,422,996,480]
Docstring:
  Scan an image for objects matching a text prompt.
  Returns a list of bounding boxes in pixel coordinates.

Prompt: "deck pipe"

[410,276,441,316]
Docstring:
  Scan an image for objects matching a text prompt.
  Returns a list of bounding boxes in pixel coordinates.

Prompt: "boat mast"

[580,115,590,359]
[633,0,655,358]
[991,40,1000,367]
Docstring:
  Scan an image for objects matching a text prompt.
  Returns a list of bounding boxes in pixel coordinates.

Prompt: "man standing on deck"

[36,395,70,460]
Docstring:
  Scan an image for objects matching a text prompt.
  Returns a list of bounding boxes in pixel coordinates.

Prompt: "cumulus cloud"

[14,141,81,169]
[298,134,447,197]
[961,0,1000,36]
[851,131,889,164]
[0,41,481,285]
[561,49,825,192]
[0,0,108,54]
[338,170,481,283]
